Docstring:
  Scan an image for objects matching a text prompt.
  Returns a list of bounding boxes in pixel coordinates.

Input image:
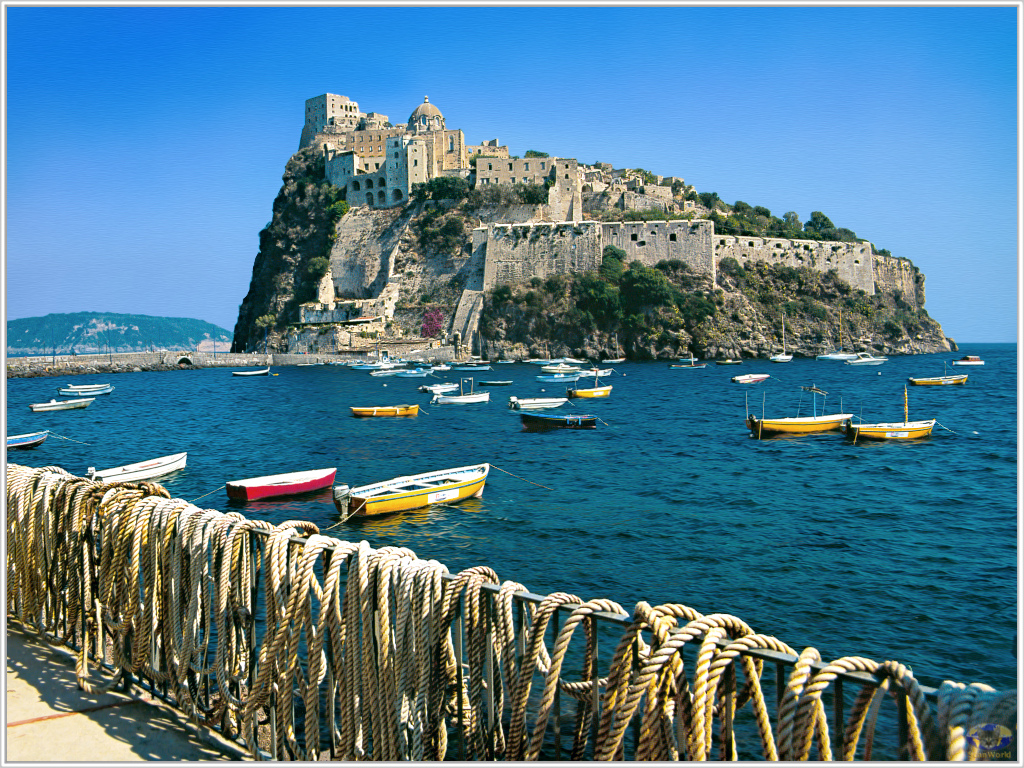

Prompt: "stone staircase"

[449,289,485,356]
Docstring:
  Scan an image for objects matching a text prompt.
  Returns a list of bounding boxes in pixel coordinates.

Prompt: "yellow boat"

[746,385,851,438]
[349,404,419,417]
[908,374,968,386]
[335,463,489,518]
[845,386,935,442]
[567,384,612,398]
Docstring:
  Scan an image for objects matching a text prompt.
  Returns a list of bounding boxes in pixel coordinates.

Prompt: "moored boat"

[57,383,114,396]
[232,367,271,376]
[431,378,490,404]
[731,373,770,384]
[540,363,580,374]
[952,355,985,366]
[844,352,888,366]
[335,463,489,519]
[567,383,612,398]
[535,373,582,383]
[844,386,935,442]
[716,358,743,365]
[419,382,459,394]
[770,314,793,363]
[746,385,852,439]
[88,452,188,482]
[520,412,597,431]
[908,374,968,386]
[6,430,49,450]
[226,467,338,501]
[29,398,95,412]
[507,396,567,410]
[350,404,419,417]
[478,380,513,386]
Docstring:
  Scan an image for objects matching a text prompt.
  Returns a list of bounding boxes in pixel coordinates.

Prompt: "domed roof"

[409,96,443,123]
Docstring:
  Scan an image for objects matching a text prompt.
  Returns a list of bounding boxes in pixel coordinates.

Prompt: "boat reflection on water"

[226,487,335,520]
[339,497,485,536]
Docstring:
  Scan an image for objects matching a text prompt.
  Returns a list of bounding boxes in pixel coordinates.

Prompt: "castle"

[297,93,922,348]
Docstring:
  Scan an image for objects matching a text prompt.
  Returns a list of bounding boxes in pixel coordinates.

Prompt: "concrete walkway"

[6,621,248,762]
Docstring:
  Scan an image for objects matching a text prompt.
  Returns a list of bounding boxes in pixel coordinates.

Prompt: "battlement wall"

[874,253,923,306]
[600,220,716,276]
[714,235,875,294]
[480,221,603,289]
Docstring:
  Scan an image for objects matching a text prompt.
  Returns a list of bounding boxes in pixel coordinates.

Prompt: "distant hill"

[6,312,232,356]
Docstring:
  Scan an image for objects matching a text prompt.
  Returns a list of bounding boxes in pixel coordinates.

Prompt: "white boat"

[580,368,614,377]
[535,373,582,383]
[508,396,568,410]
[232,367,271,376]
[88,452,188,483]
[732,373,770,384]
[431,378,491,404]
[419,382,460,394]
[431,364,452,371]
[540,363,581,374]
[817,310,857,360]
[29,398,95,412]
[770,314,793,363]
[844,352,888,366]
[57,383,114,395]
[392,369,432,378]
[604,357,626,364]
[453,364,492,371]
[952,355,985,366]
[369,368,404,377]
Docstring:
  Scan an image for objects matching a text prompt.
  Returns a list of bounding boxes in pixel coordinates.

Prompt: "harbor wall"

[5,462,1015,762]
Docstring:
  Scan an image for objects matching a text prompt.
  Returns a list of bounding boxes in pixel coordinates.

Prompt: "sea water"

[6,343,1017,692]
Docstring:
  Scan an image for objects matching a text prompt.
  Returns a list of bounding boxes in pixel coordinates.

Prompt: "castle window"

[541,162,546,169]
[638,241,646,247]
[631,234,638,241]
[449,137,454,151]
[508,163,513,171]
[414,159,418,167]
[524,163,529,171]
[487,163,492,171]
[670,234,677,241]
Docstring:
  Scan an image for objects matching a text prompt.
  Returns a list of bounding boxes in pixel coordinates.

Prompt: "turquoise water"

[6,343,1017,691]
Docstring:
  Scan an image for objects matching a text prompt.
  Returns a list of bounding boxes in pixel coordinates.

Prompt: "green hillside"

[6,312,231,355]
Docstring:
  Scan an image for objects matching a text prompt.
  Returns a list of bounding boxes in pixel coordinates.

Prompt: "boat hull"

[233,367,270,376]
[845,420,936,440]
[6,431,49,450]
[567,385,612,398]
[350,405,419,417]
[341,464,489,518]
[29,398,94,411]
[670,363,707,369]
[508,397,567,409]
[908,375,968,386]
[58,384,113,396]
[226,468,337,501]
[732,374,770,384]
[89,452,188,483]
[747,414,854,437]
[520,412,597,430]
[431,392,490,404]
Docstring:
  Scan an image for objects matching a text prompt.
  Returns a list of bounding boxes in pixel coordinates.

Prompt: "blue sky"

[5,5,1019,342]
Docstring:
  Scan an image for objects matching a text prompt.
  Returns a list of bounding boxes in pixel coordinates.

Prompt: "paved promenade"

[6,622,247,762]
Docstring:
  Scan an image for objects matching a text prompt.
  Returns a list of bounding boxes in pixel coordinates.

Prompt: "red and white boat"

[226,467,338,501]
[951,355,985,366]
[732,373,770,384]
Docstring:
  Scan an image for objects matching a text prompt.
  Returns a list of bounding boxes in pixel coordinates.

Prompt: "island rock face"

[232,92,953,359]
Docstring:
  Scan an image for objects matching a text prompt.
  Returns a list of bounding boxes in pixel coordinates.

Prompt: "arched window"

[352,181,361,191]
[448,136,455,152]
[365,193,374,206]
[392,189,404,201]
[377,190,386,205]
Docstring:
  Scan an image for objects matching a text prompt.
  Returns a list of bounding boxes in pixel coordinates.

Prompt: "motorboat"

[57,383,114,396]
[952,355,985,366]
[431,378,490,404]
[226,467,338,501]
[731,373,770,384]
[844,353,888,366]
[520,412,597,431]
[419,382,459,394]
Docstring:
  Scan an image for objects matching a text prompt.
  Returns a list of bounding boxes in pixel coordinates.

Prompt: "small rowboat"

[732,373,770,384]
[746,385,851,438]
[6,431,49,450]
[88,452,188,483]
[392,369,432,378]
[671,363,707,369]
[844,386,935,442]
[540,363,580,374]
[604,357,626,364]
[453,365,492,371]
[335,463,489,519]
[908,374,968,386]
[431,379,490,404]
[226,467,338,501]
[478,380,513,386]
[567,384,612,398]
[535,373,581,383]
[350,404,419,417]
[57,383,114,396]
[232,367,270,376]
[951,355,984,366]
[29,398,95,412]
[520,412,597,431]
[716,359,743,365]
[419,382,459,394]
[508,396,567,410]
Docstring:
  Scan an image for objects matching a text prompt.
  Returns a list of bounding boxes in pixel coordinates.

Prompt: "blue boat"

[519,412,596,431]
[6,431,49,450]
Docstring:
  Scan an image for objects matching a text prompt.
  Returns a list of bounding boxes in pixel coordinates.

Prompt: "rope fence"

[5,462,1016,761]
